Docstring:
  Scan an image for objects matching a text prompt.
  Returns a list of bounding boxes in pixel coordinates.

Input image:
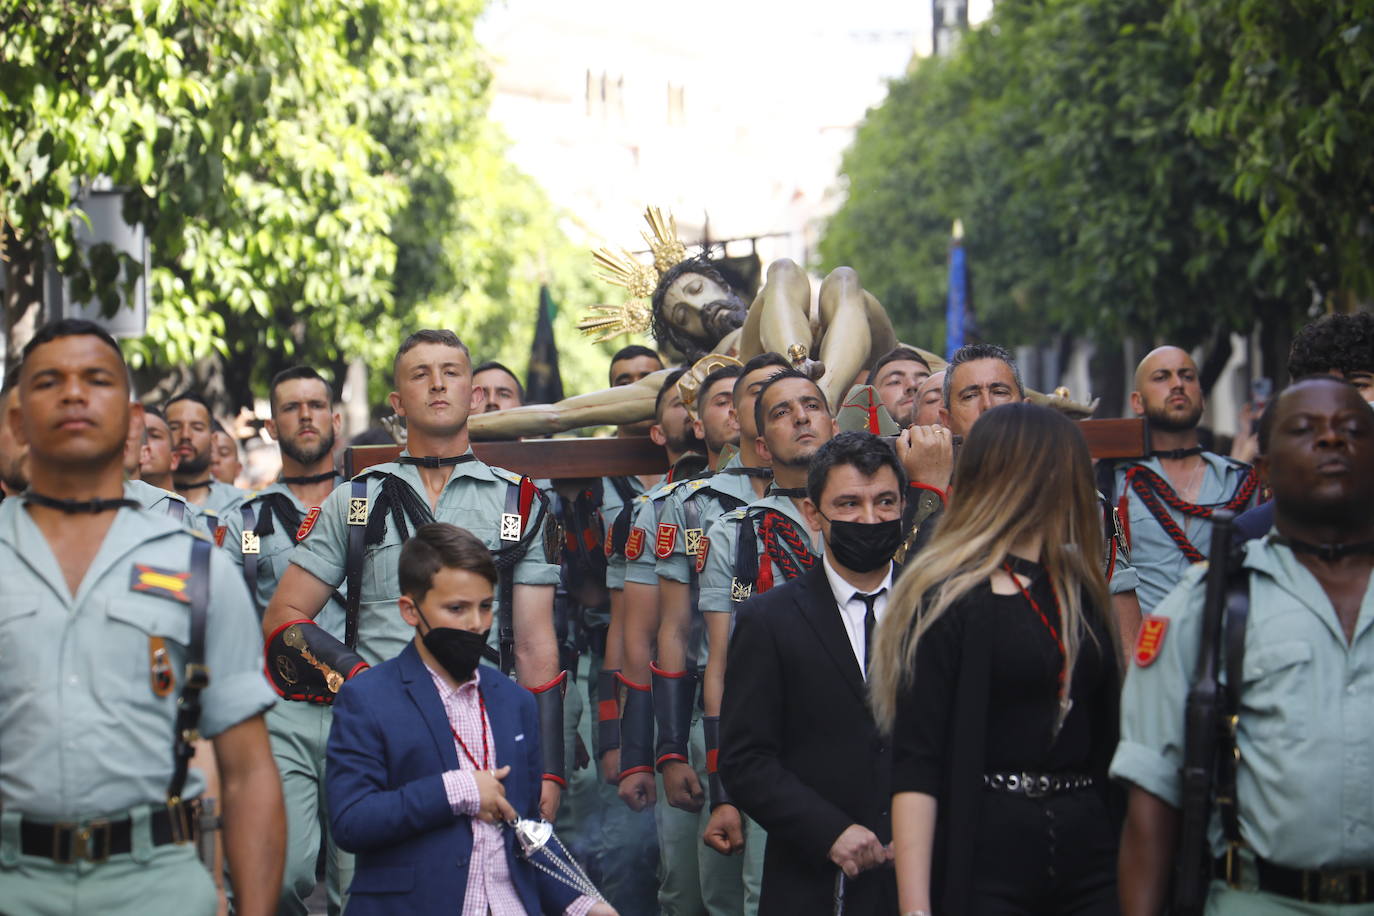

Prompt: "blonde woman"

[870,403,1122,916]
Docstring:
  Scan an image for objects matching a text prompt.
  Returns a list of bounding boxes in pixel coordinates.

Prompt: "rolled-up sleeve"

[1109,565,1207,807]
[200,548,276,737]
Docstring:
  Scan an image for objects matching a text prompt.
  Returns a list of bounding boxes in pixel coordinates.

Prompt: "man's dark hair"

[1288,313,1374,379]
[143,405,165,424]
[649,256,740,363]
[697,364,743,410]
[20,319,124,369]
[1,365,21,399]
[735,352,791,406]
[754,367,828,434]
[608,345,663,385]
[394,329,470,381]
[164,391,214,419]
[270,366,335,412]
[212,420,228,437]
[943,342,1024,408]
[473,360,525,403]
[399,523,499,603]
[867,346,931,386]
[349,427,396,447]
[806,431,907,504]
[654,367,690,420]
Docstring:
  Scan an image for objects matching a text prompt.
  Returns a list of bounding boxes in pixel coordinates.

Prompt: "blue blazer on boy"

[326,641,579,915]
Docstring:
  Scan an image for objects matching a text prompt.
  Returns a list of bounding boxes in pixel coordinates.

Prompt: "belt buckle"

[1223,843,1241,888]
[52,819,111,864]
[167,800,193,845]
[1312,867,1367,904]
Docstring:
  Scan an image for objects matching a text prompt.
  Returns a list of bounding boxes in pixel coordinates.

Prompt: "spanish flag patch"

[131,564,192,604]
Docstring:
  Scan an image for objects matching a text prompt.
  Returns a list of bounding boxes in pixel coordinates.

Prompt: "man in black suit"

[719,431,903,915]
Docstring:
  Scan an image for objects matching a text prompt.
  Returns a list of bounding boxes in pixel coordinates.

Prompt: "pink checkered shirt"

[428,665,595,916]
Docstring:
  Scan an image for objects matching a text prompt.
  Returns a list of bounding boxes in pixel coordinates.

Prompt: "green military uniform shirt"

[655,459,760,586]
[194,479,246,518]
[699,486,823,616]
[124,479,218,537]
[1112,453,1255,613]
[624,477,689,588]
[0,500,274,821]
[221,480,347,637]
[1112,535,1374,874]
[287,451,559,667]
[604,476,651,592]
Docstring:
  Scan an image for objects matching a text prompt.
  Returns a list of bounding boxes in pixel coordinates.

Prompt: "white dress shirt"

[821,553,893,680]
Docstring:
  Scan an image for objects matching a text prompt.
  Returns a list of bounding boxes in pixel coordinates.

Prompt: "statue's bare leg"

[815,267,876,407]
[753,259,816,371]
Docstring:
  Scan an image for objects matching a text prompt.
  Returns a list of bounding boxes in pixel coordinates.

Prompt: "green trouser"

[741,812,765,916]
[656,712,760,916]
[558,653,659,916]
[268,699,354,916]
[0,809,217,915]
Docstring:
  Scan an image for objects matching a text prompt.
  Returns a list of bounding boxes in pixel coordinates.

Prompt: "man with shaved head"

[1102,345,1259,614]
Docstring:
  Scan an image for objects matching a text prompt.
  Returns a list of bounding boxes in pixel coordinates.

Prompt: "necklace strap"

[1274,536,1374,563]
[399,454,478,469]
[280,470,339,486]
[25,492,141,514]
[720,466,773,479]
[768,486,808,499]
[449,689,491,771]
[177,478,213,492]
[1151,447,1205,460]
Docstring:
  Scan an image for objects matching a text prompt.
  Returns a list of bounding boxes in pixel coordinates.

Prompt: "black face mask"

[823,515,903,573]
[416,608,492,683]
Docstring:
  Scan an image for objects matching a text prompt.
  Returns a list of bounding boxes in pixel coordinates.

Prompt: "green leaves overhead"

[2,0,613,409]
[820,0,1327,356]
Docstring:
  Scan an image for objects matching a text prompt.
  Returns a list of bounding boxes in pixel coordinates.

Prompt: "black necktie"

[855,589,886,675]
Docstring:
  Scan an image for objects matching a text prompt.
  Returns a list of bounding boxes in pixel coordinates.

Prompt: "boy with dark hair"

[326,523,616,916]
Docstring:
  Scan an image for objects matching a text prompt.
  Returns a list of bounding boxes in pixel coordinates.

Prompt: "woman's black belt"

[982,771,1094,797]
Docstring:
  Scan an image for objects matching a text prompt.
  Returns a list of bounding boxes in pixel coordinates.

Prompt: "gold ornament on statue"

[577,206,690,342]
[677,354,743,420]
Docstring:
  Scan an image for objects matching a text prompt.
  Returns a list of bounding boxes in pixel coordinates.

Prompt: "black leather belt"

[983,771,1094,798]
[19,800,201,864]
[1215,851,1374,904]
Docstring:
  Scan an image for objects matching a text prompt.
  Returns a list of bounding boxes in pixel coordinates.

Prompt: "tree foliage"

[820,0,1318,357]
[1,0,614,412]
[1173,0,1374,302]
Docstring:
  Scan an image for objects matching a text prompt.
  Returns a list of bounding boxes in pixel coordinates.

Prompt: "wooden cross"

[344,418,1150,480]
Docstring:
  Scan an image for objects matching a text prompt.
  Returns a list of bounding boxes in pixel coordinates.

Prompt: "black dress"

[890,563,1121,915]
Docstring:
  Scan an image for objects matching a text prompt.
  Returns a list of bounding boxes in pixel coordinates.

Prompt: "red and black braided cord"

[756,510,818,593]
[1120,465,1259,562]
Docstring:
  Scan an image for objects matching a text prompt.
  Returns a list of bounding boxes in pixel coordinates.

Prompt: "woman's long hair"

[870,402,1115,733]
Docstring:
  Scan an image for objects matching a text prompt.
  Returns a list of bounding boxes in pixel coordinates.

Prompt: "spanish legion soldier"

[262,330,568,821]
[219,365,351,915]
[166,391,247,518]
[652,358,775,914]
[612,369,714,914]
[1101,346,1259,615]
[699,366,840,910]
[1115,376,1374,913]
[0,319,283,915]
